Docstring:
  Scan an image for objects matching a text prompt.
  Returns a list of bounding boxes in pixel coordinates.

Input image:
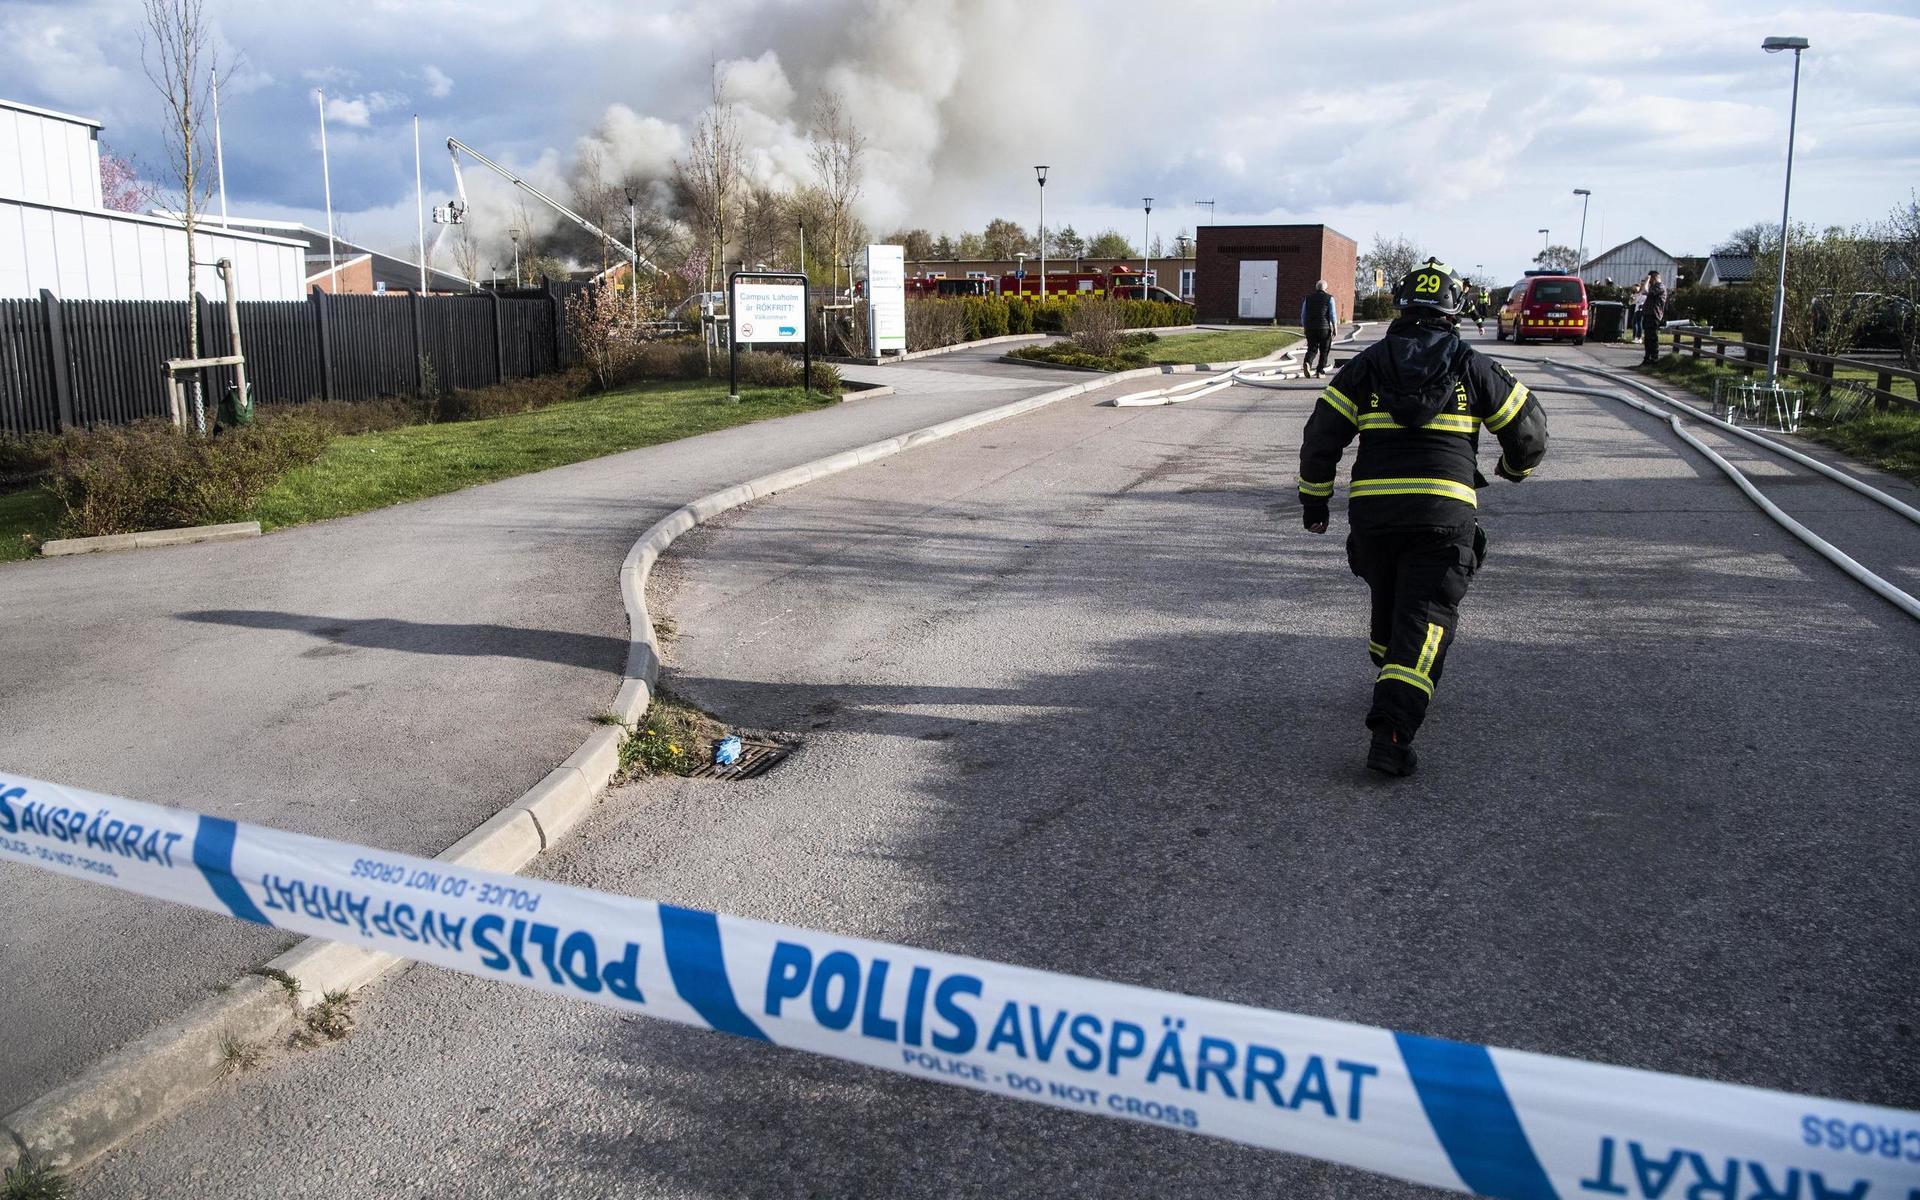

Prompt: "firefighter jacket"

[1297,316,1548,534]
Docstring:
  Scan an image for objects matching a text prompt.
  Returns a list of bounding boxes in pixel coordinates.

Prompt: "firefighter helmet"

[1394,258,1467,315]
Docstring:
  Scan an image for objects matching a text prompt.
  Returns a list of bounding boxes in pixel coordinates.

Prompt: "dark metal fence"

[0,282,589,438]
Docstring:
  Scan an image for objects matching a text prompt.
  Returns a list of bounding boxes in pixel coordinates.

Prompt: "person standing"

[1628,281,1646,340]
[1300,279,1338,377]
[1297,259,1549,776]
[1641,270,1668,364]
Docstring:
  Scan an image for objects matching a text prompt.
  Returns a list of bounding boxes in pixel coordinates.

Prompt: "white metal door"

[1238,260,1277,320]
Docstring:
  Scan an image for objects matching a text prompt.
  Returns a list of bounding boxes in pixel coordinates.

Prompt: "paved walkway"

[75,335,1920,1196]
[0,347,1070,1114]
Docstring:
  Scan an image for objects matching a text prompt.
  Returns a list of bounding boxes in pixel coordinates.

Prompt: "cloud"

[324,95,370,127]
[3,0,1915,281]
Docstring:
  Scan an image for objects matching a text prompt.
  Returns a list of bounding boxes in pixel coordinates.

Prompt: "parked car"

[1497,272,1590,345]
[667,291,728,322]
[1811,292,1916,352]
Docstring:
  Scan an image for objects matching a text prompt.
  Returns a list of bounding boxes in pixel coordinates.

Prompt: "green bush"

[1666,286,1759,336]
[50,416,333,538]
[1356,293,1398,320]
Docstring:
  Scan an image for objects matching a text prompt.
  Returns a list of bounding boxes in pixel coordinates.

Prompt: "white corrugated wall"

[0,199,307,301]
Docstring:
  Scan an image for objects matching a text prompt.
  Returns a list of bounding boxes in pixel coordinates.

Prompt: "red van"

[1498,273,1590,345]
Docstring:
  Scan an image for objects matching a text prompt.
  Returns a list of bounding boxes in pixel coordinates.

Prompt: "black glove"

[1495,459,1527,483]
[1302,501,1329,533]
[1472,468,1490,490]
[1472,522,1488,567]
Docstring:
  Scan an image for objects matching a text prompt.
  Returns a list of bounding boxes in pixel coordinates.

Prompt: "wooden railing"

[1663,326,1919,411]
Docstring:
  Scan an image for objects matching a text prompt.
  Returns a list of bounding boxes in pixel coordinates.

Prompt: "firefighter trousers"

[1347,525,1478,741]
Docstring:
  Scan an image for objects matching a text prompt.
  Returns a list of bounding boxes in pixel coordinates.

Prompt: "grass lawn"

[1148,327,1302,365]
[1638,355,1920,486]
[252,378,831,529]
[0,487,60,563]
[0,378,835,559]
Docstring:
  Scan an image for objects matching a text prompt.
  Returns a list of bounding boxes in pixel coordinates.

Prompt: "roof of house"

[1706,252,1756,282]
[0,97,102,130]
[1581,236,1678,268]
[209,217,474,292]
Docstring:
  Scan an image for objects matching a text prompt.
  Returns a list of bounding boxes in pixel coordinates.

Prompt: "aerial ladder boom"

[430,136,660,278]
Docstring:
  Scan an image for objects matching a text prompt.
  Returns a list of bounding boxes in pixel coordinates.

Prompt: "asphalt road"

[75,330,1920,1197]
[0,347,1067,1115]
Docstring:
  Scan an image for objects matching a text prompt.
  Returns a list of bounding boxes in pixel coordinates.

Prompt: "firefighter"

[1297,259,1549,776]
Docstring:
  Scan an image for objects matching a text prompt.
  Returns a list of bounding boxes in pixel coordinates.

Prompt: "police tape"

[4,770,1917,1198]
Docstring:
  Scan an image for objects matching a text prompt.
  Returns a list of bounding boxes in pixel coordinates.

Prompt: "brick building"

[1193,224,1356,325]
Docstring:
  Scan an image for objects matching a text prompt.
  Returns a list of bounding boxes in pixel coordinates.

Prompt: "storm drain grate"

[685,739,794,781]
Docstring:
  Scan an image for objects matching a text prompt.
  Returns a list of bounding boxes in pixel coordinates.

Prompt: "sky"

[3,0,1917,284]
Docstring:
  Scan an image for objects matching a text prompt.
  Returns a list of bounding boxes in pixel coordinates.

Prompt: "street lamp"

[1015,251,1028,297]
[1763,35,1810,386]
[1573,189,1592,279]
[1176,234,1194,300]
[1537,228,1550,258]
[1035,165,1049,303]
[1143,197,1154,300]
[624,185,640,321]
[508,227,522,288]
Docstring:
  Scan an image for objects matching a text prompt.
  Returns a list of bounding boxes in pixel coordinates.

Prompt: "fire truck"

[882,266,1185,304]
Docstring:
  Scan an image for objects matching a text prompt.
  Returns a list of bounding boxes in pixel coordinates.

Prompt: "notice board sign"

[866,244,906,355]
[726,271,812,402]
[732,275,808,344]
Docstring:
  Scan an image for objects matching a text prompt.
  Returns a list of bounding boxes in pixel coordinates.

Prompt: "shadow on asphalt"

[177,609,629,672]
[540,460,1920,1194]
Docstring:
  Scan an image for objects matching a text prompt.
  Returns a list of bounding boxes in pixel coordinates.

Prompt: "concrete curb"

[39,522,261,558]
[0,352,1172,1176]
[839,385,895,402]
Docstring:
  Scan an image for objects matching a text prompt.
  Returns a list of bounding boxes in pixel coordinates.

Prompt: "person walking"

[1641,270,1668,364]
[1300,279,1339,377]
[1296,259,1549,776]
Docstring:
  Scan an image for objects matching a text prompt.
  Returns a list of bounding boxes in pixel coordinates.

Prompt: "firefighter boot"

[1366,728,1418,777]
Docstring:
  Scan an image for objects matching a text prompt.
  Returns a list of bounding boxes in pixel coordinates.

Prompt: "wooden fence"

[1665,326,1920,412]
[0,282,589,438]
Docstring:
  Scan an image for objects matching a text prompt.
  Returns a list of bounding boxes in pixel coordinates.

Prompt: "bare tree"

[568,147,623,273]
[1716,222,1773,256]
[738,182,791,271]
[673,66,743,295]
[449,221,482,289]
[1358,234,1423,293]
[1533,244,1579,272]
[807,90,866,293]
[141,0,217,413]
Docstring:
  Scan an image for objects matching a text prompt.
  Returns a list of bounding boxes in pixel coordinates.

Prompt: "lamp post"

[508,228,522,288]
[1015,251,1027,297]
[624,186,640,320]
[1763,35,1809,386]
[1537,228,1550,258]
[1175,234,1193,300]
[1573,188,1592,279]
[1035,165,1049,303]
[1143,197,1154,300]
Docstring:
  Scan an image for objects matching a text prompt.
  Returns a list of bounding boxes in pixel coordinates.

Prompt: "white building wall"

[0,198,306,301]
[0,102,103,208]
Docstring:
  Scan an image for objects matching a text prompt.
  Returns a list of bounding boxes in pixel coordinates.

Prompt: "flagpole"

[316,89,337,287]
[414,114,427,292]
[212,65,229,226]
